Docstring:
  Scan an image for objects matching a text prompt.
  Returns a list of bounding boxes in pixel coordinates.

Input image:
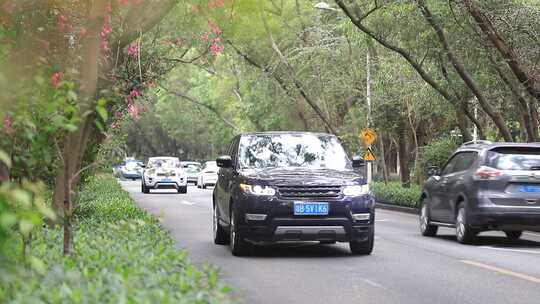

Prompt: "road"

[120,181,540,304]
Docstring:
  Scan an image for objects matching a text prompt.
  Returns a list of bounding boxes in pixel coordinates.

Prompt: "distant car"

[113,163,124,178]
[420,141,540,244]
[212,132,374,256]
[197,161,218,189]
[120,159,143,180]
[141,157,187,194]
[181,161,202,185]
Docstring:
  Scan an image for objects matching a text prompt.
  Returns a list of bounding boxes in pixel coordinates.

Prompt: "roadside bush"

[372,182,422,208]
[0,175,230,303]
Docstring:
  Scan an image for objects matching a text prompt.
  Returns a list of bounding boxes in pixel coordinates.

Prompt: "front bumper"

[235,193,375,243]
[145,177,187,189]
[122,172,141,179]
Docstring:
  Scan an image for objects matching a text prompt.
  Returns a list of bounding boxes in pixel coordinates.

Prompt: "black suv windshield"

[238,134,351,170]
[486,147,540,170]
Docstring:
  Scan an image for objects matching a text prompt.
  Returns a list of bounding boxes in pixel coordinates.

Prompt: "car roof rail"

[461,140,493,147]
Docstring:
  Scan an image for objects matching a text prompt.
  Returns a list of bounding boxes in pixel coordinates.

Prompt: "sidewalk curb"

[375,201,418,215]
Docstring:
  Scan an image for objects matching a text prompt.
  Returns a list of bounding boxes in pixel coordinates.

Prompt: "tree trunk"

[397,121,411,188]
[417,0,513,141]
[463,0,540,104]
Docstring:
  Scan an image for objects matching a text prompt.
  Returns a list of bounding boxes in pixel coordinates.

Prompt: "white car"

[197,161,218,189]
[141,157,187,194]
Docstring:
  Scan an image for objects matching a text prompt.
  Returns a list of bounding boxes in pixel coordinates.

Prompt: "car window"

[486,147,540,170]
[238,134,351,170]
[441,152,477,175]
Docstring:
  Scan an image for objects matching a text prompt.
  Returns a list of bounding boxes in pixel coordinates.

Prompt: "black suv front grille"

[277,185,342,199]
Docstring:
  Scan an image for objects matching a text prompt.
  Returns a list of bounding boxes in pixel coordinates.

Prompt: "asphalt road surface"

[120,180,540,304]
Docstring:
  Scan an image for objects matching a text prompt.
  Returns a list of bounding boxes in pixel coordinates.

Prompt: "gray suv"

[420,140,540,243]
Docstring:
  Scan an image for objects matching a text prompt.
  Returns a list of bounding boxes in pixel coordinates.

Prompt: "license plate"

[519,185,540,193]
[162,178,172,182]
[294,202,329,215]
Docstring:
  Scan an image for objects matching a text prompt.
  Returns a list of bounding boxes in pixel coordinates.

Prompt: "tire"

[350,227,374,255]
[505,231,522,240]
[213,204,229,245]
[202,183,207,189]
[141,183,149,194]
[230,207,251,256]
[419,198,438,237]
[178,186,187,194]
[456,204,477,244]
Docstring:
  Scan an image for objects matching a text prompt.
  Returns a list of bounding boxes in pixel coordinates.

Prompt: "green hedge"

[372,182,422,208]
[0,175,230,303]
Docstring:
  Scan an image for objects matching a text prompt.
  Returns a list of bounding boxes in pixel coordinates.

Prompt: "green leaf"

[0,150,12,168]
[0,212,17,229]
[19,219,34,236]
[96,106,108,122]
[29,256,46,274]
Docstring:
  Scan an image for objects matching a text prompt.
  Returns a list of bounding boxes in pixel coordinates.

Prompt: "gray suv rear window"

[486,147,540,170]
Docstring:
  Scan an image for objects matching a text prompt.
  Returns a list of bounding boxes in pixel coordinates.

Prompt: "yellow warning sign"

[363,147,376,161]
[359,129,377,146]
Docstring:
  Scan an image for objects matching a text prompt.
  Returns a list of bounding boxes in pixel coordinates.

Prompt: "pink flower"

[127,42,139,58]
[3,116,15,136]
[132,0,142,5]
[118,0,129,6]
[101,23,112,38]
[57,15,67,32]
[208,0,226,8]
[51,72,63,88]
[110,122,119,129]
[210,39,224,56]
[125,89,141,104]
[200,32,210,42]
[114,111,123,119]
[127,104,147,119]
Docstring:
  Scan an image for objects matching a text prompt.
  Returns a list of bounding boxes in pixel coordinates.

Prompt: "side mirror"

[352,155,366,168]
[426,166,440,177]
[216,155,233,168]
[141,164,146,168]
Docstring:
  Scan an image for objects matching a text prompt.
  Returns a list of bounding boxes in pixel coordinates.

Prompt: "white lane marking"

[363,279,385,289]
[181,200,194,205]
[461,260,540,284]
[525,232,540,238]
[479,246,540,255]
[375,219,388,222]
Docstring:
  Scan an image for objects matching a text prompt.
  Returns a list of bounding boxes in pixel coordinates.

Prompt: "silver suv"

[420,140,540,243]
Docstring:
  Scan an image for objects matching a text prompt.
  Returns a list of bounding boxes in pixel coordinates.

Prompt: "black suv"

[420,140,540,243]
[212,132,375,256]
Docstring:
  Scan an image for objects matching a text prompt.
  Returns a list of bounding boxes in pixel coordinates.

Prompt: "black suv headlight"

[239,183,276,196]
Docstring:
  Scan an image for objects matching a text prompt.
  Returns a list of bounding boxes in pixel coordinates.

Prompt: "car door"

[442,151,478,221]
[217,137,239,225]
[430,154,461,221]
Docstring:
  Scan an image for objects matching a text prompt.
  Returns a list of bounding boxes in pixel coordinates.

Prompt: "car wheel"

[504,231,522,240]
[177,186,187,194]
[202,183,207,189]
[213,204,229,245]
[456,204,477,244]
[230,207,251,256]
[349,227,374,255]
[419,198,438,237]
